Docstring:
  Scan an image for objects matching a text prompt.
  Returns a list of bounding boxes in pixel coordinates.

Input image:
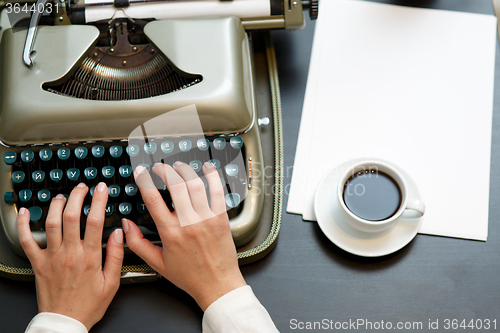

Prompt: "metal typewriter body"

[0,17,266,256]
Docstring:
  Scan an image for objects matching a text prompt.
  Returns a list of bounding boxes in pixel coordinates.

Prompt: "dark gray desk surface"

[2,1,500,332]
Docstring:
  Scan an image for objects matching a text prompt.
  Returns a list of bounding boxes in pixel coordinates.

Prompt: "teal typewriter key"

[225,164,238,177]
[37,190,51,202]
[21,150,34,163]
[108,185,121,198]
[230,137,243,149]
[144,142,157,154]
[225,193,241,208]
[119,165,132,178]
[75,147,88,159]
[105,204,114,217]
[179,140,192,152]
[19,189,32,202]
[83,205,91,216]
[137,202,148,214]
[197,139,210,151]
[161,141,174,153]
[57,148,70,160]
[102,166,115,178]
[208,159,221,170]
[126,145,139,157]
[4,192,14,204]
[125,184,138,196]
[138,163,150,172]
[189,160,202,172]
[32,170,45,183]
[90,186,95,197]
[110,145,123,158]
[39,149,52,161]
[12,171,25,183]
[28,206,43,222]
[67,168,80,181]
[118,202,132,215]
[91,145,105,158]
[49,169,63,182]
[213,138,226,150]
[3,152,17,165]
[84,167,98,180]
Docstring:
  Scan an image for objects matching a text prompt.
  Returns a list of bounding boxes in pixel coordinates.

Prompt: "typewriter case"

[0,17,282,281]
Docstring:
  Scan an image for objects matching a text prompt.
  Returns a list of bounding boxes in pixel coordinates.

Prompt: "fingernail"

[96,182,107,193]
[121,219,129,233]
[134,165,146,178]
[55,194,66,200]
[77,182,87,188]
[153,162,163,169]
[18,207,26,215]
[173,161,183,167]
[114,229,124,245]
[204,162,213,170]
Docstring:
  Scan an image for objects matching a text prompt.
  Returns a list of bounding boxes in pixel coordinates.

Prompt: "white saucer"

[314,157,424,257]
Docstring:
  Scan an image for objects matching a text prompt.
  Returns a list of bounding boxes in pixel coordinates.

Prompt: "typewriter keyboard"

[3,137,247,243]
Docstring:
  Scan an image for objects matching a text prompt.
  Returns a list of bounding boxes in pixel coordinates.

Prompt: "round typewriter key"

[230,137,243,149]
[75,147,88,159]
[138,163,151,172]
[144,142,157,154]
[91,145,105,158]
[12,171,25,184]
[19,189,32,202]
[49,169,63,182]
[179,140,192,152]
[83,205,91,216]
[189,160,202,172]
[137,202,148,214]
[3,152,17,165]
[197,139,210,151]
[119,165,132,178]
[225,193,241,208]
[105,204,114,217]
[57,148,70,161]
[161,141,174,153]
[208,159,221,170]
[213,138,226,150]
[28,206,43,222]
[126,145,139,157]
[225,164,238,177]
[39,149,52,161]
[84,167,98,180]
[37,190,51,202]
[118,202,132,215]
[125,184,138,196]
[102,166,115,178]
[109,185,121,198]
[21,150,34,163]
[110,145,123,158]
[32,170,45,183]
[67,168,80,181]
[90,186,95,197]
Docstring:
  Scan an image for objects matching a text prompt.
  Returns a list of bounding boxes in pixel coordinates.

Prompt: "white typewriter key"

[39,149,52,161]
[179,140,192,152]
[213,138,226,150]
[75,147,88,159]
[230,137,243,149]
[161,141,174,154]
[225,164,238,177]
[225,193,241,209]
[197,139,210,151]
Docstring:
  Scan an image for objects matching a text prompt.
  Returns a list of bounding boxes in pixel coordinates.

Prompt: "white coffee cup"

[337,160,425,233]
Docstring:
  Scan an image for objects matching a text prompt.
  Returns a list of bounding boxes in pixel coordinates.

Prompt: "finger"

[122,219,164,272]
[44,194,67,250]
[16,207,42,260]
[84,182,108,250]
[171,162,213,217]
[134,166,175,228]
[103,228,124,291]
[62,183,88,245]
[152,163,199,224]
[203,162,227,215]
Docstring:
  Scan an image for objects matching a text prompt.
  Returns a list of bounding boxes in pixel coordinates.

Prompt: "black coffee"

[342,170,401,221]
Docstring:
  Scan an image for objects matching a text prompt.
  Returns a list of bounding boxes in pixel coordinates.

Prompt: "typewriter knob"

[302,0,319,20]
[258,117,270,128]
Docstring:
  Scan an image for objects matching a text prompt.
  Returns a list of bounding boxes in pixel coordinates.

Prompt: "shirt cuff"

[25,313,88,333]
[202,285,279,333]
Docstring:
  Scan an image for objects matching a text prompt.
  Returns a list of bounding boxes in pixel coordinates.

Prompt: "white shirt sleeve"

[25,312,88,333]
[202,285,279,333]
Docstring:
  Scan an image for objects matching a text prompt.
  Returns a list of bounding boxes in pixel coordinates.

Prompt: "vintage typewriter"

[0,0,317,278]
